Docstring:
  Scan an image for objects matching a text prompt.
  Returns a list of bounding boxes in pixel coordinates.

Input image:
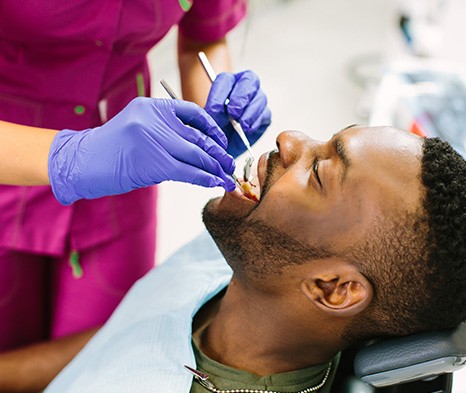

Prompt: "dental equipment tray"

[370,60,466,158]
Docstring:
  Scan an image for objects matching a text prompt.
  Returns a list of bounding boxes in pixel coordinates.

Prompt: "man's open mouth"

[238,179,260,202]
[230,148,278,205]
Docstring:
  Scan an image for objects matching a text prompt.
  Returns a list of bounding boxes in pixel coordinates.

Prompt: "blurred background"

[149,0,466,390]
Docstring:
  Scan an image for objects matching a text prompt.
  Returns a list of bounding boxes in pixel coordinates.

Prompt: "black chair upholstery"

[353,322,466,388]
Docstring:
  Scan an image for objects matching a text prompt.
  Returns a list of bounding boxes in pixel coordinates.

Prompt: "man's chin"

[202,196,245,255]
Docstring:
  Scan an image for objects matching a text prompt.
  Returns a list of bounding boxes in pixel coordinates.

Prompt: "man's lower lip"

[228,187,257,203]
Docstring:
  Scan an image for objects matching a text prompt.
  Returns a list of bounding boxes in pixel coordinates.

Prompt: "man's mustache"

[260,149,279,200]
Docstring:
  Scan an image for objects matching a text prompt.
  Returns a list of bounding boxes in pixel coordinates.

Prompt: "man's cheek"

[252,193,309,231]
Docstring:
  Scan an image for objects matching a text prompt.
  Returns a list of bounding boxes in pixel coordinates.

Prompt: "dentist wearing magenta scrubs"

[0,0,271,390]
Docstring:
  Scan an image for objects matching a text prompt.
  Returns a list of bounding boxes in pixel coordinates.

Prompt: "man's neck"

[193,277,341,376]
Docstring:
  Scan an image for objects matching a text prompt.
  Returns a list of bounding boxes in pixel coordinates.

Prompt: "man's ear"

[300,264,373,317]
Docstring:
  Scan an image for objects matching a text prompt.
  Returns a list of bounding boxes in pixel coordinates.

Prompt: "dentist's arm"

[48,97,236,205]
[178,35,231,106]
[0,327,99,392]
[1,97,236,204]
[0,120,56,186]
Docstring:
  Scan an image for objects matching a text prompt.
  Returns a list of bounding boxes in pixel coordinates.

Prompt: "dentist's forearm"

[177,34,232,106]
[0,327,99,392]
[0,120,57,186]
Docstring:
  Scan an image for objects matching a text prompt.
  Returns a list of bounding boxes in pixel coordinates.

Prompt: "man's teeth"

[240,180,260,202]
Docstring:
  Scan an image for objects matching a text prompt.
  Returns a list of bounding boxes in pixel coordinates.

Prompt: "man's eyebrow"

[340,123,359,131]
[330,124,358,140]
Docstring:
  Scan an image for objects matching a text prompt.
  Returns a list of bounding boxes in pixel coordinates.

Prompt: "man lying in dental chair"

[46,125,466,393]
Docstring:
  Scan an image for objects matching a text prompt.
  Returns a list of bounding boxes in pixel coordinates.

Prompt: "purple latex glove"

[48,97,236,205]
[204,70,272,158]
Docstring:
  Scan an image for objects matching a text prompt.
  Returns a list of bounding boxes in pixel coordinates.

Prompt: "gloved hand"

[48,97,236,205]
[204,70,272,158]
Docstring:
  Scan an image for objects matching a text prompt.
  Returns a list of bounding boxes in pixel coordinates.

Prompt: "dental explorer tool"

[197,51,255,181]
[160,79,180,100]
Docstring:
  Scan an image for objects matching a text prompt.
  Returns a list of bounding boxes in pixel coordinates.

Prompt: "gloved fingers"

[226,70,261,119]
[170,162,236,191]
[226,135,247,158]
[247,107,272,137]
[167,141,236,191]
[231,90,269,132]
[168,119,235,175]
[149,146,230,189]
[168,129,235,178]
[162,99,227,149]
[136,143,234,191]
[205,73,236,115]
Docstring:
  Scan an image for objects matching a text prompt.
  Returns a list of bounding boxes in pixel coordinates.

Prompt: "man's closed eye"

[313,158,322,187]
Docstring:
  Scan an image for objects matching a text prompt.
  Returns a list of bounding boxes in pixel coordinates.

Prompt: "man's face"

[203,126,423,282]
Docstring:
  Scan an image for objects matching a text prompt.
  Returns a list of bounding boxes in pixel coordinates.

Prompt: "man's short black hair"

[420,137,466,328]
[345,137,466,342]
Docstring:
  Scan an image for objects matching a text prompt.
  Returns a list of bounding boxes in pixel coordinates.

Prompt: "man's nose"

[276,131,317,168]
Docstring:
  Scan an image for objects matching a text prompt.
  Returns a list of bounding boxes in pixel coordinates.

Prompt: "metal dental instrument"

[159,79,244,191]
[197,52,255,181]
[160,79,180,100]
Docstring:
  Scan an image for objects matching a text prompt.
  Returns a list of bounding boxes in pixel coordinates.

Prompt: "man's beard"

[202,204,332,281]
[202,196,332,283]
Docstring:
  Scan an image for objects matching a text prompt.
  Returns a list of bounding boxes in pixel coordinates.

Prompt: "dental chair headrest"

[354,322,466,387]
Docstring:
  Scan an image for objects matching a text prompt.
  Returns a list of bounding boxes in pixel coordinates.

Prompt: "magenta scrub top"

[0,0,246,256]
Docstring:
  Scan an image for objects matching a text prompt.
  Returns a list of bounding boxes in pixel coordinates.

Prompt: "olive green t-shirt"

[189,339,340,393]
